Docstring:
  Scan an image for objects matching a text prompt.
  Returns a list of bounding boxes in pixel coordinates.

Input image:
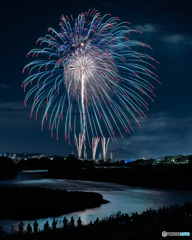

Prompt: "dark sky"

[0,0,192,159]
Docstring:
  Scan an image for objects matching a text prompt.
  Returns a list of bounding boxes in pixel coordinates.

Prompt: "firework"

[92,137,100,161]
[22,9,159,151]
[75,133,83,159]
[101,137,110,161]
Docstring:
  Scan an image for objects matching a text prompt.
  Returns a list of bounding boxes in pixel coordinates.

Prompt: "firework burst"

[22,9,160,149]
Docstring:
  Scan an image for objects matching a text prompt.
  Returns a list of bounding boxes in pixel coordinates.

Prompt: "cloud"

[163,34,185,43]
[108,112,192,159]
[0,102,33,128]
[0,101,26,110]
[0,101,42,127]
[0,101,63,132]
[163,34,192,45]
[134,23,158,33]
[185,40,192,45]
[0,84,11,89]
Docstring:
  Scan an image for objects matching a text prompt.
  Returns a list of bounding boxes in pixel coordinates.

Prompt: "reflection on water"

[21,170,48,173]
[95,166,130,168]
[1,170,192,233]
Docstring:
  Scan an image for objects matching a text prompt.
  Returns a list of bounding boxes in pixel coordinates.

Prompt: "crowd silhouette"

[0,201,192,238]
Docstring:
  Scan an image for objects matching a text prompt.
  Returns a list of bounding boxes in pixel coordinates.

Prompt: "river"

[1,170,192,233]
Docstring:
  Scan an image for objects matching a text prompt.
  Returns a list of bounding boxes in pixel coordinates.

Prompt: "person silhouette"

[10,226,16,235]
[33,220,38,233]
[18,222,24,234]
[95,217,100,224]
[77,217,82,227]
[27,223,32,234]
[63,217,68,228]
[0,226,5,239]
[52,219,57,230]
[70,216,74,227]
[44,221,49,231]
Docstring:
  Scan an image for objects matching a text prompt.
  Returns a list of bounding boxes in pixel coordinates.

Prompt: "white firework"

[101,137,110,161]
[92,137,100,161]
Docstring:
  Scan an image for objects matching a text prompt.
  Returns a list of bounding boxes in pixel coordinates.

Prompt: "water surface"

[1,170,192,233]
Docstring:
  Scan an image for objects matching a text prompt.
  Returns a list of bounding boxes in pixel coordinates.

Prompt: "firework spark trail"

[81,73,86,159]
[22,9,160,149]
[92,137,100,161]
[75,133,83,159]
[101,137,110,161]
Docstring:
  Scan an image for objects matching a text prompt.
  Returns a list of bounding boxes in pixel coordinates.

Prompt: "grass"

[2,215,192,240]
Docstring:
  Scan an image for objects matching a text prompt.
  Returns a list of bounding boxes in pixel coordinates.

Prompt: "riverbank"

[45,164,192,191]
[0,187,109,220]
[1,202,192,240]
[44,164,192,191]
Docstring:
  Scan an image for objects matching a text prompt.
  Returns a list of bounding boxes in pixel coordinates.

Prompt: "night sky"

[0,0,191,159]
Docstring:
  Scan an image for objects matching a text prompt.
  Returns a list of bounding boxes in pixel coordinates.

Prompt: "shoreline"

[45,165,192,191]
[0,187,109,221]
